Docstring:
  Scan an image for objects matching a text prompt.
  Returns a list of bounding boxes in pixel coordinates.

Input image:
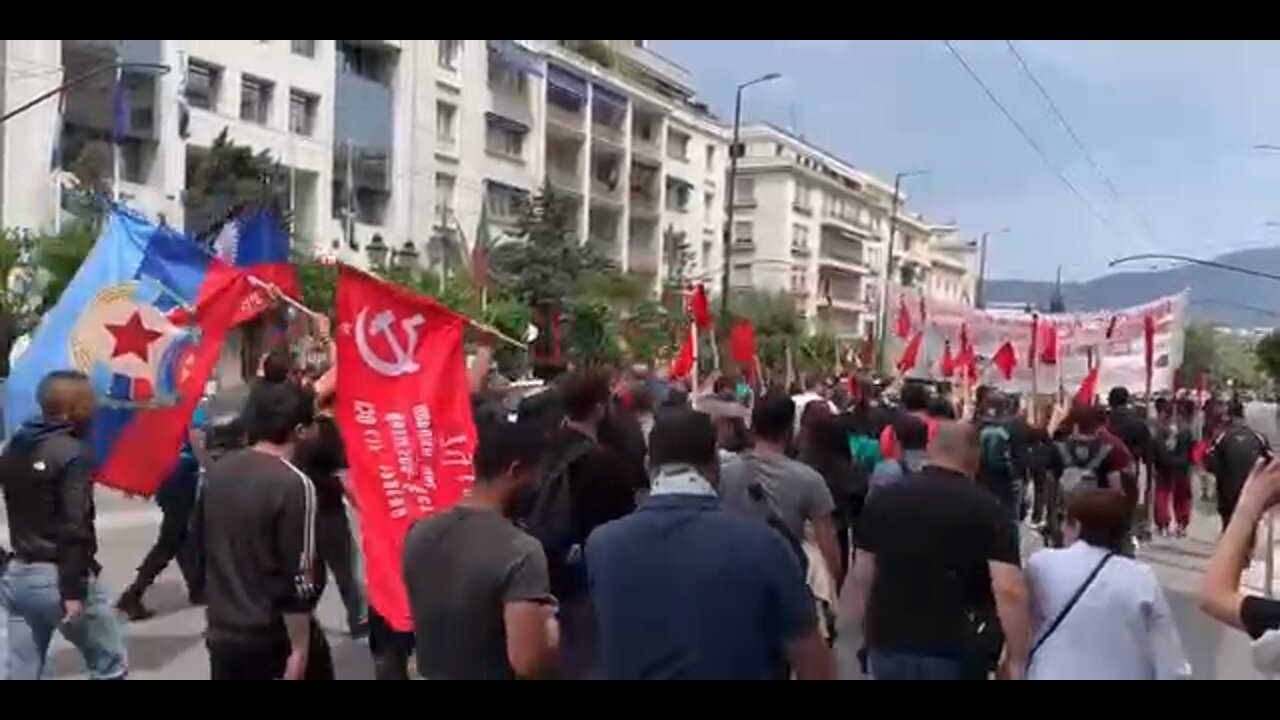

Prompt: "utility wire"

[1002,39,1157,244]
[942,40,1113,231]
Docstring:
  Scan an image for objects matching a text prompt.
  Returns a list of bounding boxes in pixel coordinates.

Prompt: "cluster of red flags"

[669,285,712,381]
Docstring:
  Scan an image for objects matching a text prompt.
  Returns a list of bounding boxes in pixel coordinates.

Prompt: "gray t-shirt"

[402,505,554,680]
[719,450,836,540]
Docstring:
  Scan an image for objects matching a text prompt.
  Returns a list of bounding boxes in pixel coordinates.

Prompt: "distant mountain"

[985,246,1280,328]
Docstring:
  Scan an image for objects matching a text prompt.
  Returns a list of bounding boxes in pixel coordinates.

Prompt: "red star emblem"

[105,311,163,362]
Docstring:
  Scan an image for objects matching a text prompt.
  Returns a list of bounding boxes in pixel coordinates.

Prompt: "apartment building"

[0,40,725,292]
[729,123,975,339]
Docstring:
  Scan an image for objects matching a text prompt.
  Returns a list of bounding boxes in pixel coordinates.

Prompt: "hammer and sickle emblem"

[354,308,426,377]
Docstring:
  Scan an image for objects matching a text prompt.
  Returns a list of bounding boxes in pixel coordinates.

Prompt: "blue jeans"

[0,560,128,679]
[869,650,965,680]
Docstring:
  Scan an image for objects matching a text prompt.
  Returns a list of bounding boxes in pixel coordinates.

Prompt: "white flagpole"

[112,64,122,202]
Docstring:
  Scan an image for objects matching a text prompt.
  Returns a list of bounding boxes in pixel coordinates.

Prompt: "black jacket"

[0,418,99,601]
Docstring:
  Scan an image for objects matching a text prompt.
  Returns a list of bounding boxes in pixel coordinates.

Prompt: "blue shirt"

[586,493,816,680]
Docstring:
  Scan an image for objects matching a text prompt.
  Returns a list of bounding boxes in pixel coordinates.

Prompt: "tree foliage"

[184,128,290,239]
[1256,330,1280,386]
[488,185,610,307]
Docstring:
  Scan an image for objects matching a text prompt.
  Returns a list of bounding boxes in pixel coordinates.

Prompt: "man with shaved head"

[850,421,1031,680]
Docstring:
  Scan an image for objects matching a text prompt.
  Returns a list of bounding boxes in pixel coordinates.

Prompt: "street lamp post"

[1109,252,1280,282]
[721,72,781,318]
[875,169,928,375]
[974,227,1010,310]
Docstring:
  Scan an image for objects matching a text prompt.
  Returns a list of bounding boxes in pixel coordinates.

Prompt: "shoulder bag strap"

[1029,551,1114,662]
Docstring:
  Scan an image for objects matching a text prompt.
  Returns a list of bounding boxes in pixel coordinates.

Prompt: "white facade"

[729,123,975,338]
[0,40,726,287]
[0,41,968,318]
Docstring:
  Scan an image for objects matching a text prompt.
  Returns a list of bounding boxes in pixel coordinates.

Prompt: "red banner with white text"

[334,267,477,632]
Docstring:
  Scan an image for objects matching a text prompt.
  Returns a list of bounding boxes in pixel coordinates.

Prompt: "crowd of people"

[2,317,1280,679]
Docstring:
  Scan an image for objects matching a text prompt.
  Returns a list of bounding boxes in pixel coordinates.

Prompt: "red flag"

[1039,319,1059,366]
[335,266,477,632]
[896,331,924,374]
[1076,366,1100,405]
[689,284,712,330]
[670,325,695,380]
[941,339,956,378]
[1028,314,1039,368]
[894,296,912,339]
[729,320,756,380]
[993,340,1017,380]
[848,374,861,401]
[1143,314,1156,389]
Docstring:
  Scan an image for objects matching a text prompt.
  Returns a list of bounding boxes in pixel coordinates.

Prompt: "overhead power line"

[941,40,1113,231]
[1001,39,1157,245]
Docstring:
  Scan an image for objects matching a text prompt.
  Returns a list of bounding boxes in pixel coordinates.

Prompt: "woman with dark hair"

[1024,488,1189,680]
[800,415,864,587]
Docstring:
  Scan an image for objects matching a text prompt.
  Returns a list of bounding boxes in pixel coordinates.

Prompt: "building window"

[794,183,812,213]
[434,173,456,225]
[485,118,526,160]
[240,75,273,125]
[733,221,753,246]
[734,177,755,205]
[485,182,528,221]
[438,40,463,71]
[488,58,528,96]
[667,129,690,161]
[666,180,691,212]
[792,224,809,252]
[436,102,457,146]
[704,192,714,224]
[186,59,221,111]
[288,90,317,136]
[791,268,807,294]
[291,40,316,58]
[705,144,716,172]
[732,263,753,286]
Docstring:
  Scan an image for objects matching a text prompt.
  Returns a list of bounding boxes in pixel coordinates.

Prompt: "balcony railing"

[630,249,659,273]
[630,190,660,216]
[591,178,623,204]
[593,121,625,147]
[547,102,585,132]
[632,135,661,160]
[548,164,582,194]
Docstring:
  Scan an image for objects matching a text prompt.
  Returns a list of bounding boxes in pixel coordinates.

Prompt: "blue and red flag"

[5,207,252,495]
[211,207,300,323]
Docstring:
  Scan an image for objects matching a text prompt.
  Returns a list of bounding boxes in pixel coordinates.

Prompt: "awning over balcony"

[666,176,694,192]
[485,112,529,134]
[592,84,627,115]
[547,65,587,102]
[487,40,543,76]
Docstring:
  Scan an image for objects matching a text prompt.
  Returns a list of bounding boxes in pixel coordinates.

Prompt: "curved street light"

[1109,252,1280,283]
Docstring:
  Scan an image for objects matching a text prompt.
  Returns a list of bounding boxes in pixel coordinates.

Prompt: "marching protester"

[1200,456,1280,672]
[870,414,929,496]
[850,422,1030,680]
[1024,488,1190,680]
[975,391,1022,527]
[522,371,644,679]
[879,381,939,460]
[1205,399,1269,535]
[402,418,558,680]
[1152,398,1196,537]
[799,413,865,587]
[587,409,834,680]
[0,370,128,680]
[116,403,208,621]
[201,381,329,680]
[720,393,843,590]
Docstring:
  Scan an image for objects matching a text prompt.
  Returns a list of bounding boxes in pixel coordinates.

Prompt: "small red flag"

[941,339,956,378]
[1039,319,1059,366]
[670,325,696,380]
[896,331,924,374]
[729,320,757,380]
[895,296,913,339]
[335,266,477,632]
[1076,366,1100,405]
[993,340,1017,380]
[689,284,712,330]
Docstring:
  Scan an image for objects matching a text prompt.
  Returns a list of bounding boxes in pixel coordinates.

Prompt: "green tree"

[184,128,290,238]
[488,185,609,307]
[730,289,805,381]
[33,219,101,310]
[1257,330,1280,387]
[1180,322,1217,387]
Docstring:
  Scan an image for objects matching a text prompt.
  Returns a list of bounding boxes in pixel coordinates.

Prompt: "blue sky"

[655,40,1280,282]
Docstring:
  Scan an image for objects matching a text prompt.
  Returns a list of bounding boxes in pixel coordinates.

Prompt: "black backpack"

[520,433,595,574]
